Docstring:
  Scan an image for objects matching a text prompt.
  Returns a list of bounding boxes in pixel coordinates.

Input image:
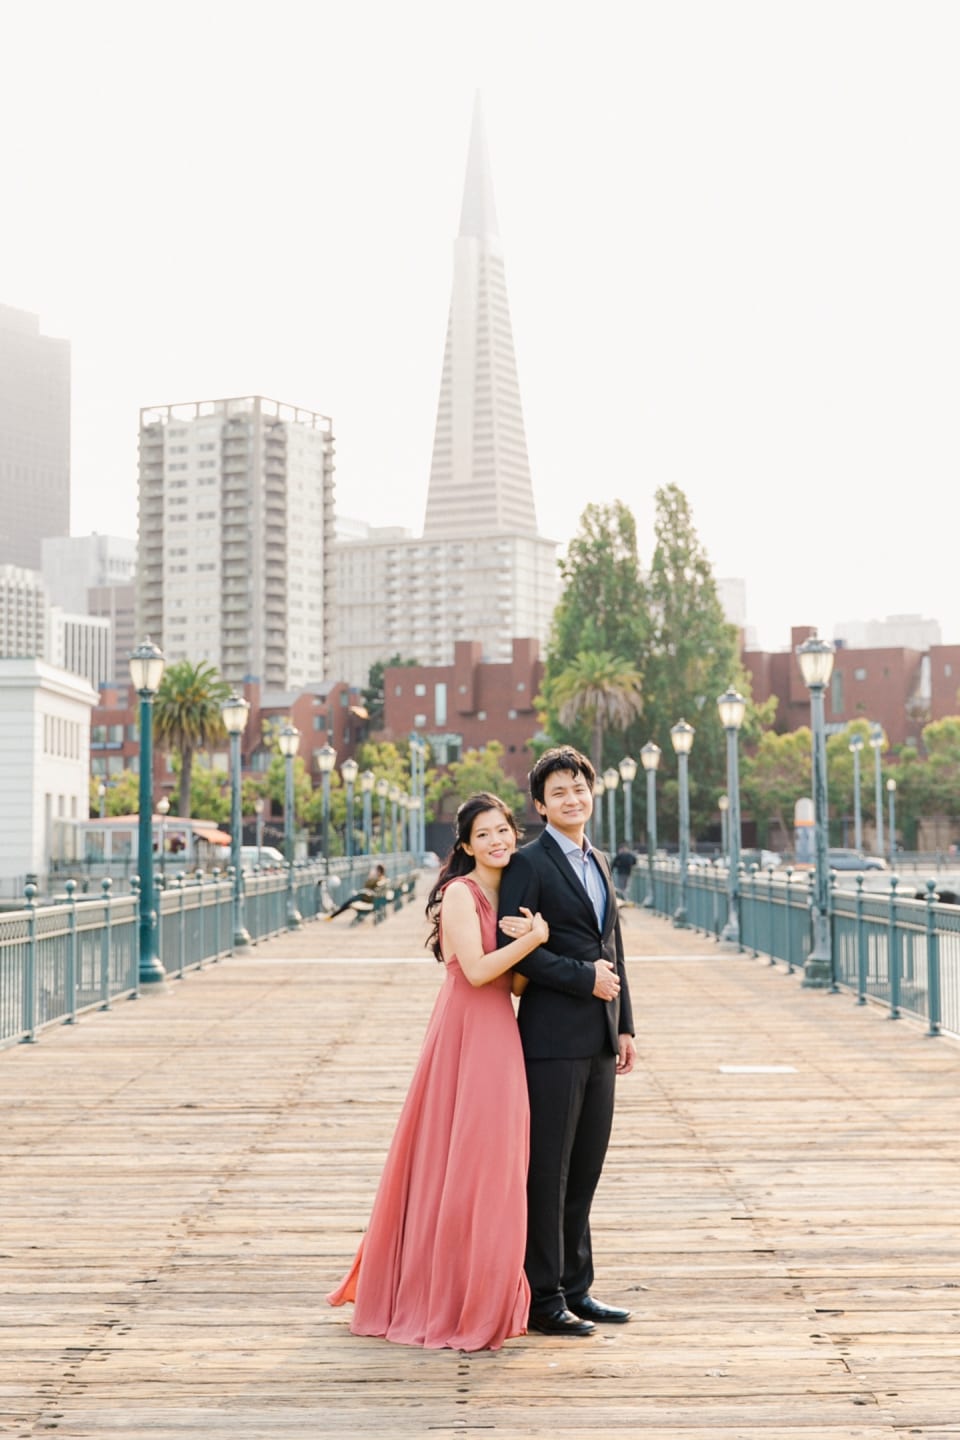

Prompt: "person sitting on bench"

[324,864,388,920]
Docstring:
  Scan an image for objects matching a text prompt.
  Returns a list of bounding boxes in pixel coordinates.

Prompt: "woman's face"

[465,807,517,870]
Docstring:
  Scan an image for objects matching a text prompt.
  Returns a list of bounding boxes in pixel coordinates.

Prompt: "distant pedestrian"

[611,842,637,897]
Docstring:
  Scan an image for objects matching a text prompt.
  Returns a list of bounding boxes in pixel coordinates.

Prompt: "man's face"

[535,768,593,836]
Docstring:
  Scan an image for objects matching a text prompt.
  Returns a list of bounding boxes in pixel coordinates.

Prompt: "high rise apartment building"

[0,305,71,569]
[333,96,557,685]
[137,396,335,689]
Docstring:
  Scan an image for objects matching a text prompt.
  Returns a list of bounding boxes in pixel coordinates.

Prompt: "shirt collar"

[545,822,593,860]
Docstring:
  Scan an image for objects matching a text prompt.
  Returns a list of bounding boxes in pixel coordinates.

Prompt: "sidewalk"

[2,895,959,1438]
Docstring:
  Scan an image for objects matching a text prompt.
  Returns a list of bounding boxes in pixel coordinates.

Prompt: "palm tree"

[551,650,644,774]
[153,660,232,818]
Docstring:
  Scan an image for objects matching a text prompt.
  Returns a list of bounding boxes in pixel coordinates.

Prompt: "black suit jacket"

[497,831,635,1061]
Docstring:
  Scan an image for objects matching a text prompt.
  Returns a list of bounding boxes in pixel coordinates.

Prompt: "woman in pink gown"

[327,792,547,1351]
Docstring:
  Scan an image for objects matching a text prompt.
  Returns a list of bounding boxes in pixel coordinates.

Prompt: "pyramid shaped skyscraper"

[334,96,556,687]
[423,94,538,538]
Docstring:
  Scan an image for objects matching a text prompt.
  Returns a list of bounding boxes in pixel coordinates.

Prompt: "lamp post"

[797,635,836,988]
[316,743,336,875]
[97,780,106,818]
[157,795,170,884]
[870,723,885,857]
[408,794,421,856]
[640,741,661,909]
[887,778,897,866]
[603,766,619,854]
[408,734,425,862]
[253,795,264,865]
[849,734,864,852]
[341,757,358,861]
[221,690,251,950]
[361,770,375,854]
[389,783,400,853]
[718,794,729,862]
[592,775,606,848]
[278,722,302,929]
[619,755,637,849]
[129,637,166,983]
[376,776,389,853]
[670,720,695,928]
[717,687,746,948]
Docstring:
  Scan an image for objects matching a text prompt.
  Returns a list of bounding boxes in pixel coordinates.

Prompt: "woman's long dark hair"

[424,792,519,961]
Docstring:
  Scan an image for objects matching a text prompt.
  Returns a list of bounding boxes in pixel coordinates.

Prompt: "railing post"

[177,872,186,980]
[784,867,794,974]
[212,868,221,961]
[100,877,113,1010]
[65,878,78,1024]
[828,871,839,993]
[749,865,760,957]
[888,875,901,1020]
[766,865,776,965]
[925,878,941,1037]
[855,874,867,1004]
[130,875,142,998]
[22,883,38,1043]
[195,871,205,970]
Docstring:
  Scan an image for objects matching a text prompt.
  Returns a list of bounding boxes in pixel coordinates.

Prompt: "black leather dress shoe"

[527,1307,596,1337]
[567,1295,632,1324]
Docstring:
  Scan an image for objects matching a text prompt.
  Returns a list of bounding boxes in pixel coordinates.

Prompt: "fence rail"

[0,853,417,1049]
[628,859,960,1036]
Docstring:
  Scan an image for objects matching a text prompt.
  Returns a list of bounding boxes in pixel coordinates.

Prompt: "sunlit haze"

[3,0,958,651]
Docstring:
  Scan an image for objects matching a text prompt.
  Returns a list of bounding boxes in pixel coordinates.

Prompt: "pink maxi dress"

[327,876,530,1350]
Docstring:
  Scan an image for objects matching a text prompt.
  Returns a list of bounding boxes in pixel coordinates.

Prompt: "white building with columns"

[0,658,96,896]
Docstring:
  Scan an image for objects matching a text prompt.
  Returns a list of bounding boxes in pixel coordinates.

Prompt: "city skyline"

[3,3,960,652]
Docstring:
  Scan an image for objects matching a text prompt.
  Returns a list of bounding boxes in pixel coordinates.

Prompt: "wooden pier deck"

[2,891,960,1439]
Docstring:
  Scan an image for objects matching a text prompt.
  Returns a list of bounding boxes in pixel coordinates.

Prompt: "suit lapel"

[539,830,603,932]
[593,848,618,942]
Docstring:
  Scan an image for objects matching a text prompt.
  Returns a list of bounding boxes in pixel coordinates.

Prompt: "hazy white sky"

[3,0,958,652]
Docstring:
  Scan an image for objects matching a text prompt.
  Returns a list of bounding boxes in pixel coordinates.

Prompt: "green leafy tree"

[426,741,525,833]
[92,770,141,817]
[187,765,231,826]
[542,502,648,751]
[740,728,812,848]
[153,660,231,819]
[825,719,874,845]
[642,484,746,836]
[545,650,643,774]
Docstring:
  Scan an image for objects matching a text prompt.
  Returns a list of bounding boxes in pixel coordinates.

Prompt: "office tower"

[0,565,46,658]
[137,396,335,689]
[43,534,137,682]
[423,93,539,538]
[334,96,556,686]
[0,305,70,569]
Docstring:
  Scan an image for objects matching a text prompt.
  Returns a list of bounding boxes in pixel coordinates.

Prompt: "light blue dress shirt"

[545,823,607,931]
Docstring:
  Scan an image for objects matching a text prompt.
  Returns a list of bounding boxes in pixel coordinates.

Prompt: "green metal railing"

[629,859,960,1036]
[0,853,418,1049]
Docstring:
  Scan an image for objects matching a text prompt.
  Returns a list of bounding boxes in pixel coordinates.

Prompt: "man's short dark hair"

[528,746,596,806]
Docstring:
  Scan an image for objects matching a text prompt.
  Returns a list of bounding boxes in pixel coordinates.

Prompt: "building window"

[946,664,953,677]
[435,682,447,727]
[395,685,403,696]
[831,671,844,715]
[415,683,426,697]
[414,714,427,727]
[517,682,525,691]
[477,710,486,722]
[854,667,867,681]
[313,713,327,730]
[507,708,518,720]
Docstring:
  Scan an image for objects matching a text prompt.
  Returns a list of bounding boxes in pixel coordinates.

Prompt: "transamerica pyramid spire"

[423,93,538,538]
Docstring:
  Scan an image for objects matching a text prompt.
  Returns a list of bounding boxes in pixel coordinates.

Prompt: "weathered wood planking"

[0,893,959,1438]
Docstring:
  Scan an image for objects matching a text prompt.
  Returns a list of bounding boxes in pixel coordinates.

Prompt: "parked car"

[240,845,285,871]
[827,849,888,871]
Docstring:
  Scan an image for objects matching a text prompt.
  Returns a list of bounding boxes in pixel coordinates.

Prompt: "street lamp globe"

[341,757,359,786]
[796,635,836,690]
[157,796,170,817]
[716,687,746,731]
[129,637,165,695]
[849,735,864,756]
[603,766,620,792]
[361,769,375,795]
[670,719,695,755]
[618,756,637,784]
[316,744,337,774]
[718,794,729,814]
[221,692,250,735]
[593,776,606,798]
[278,723,300,759]
[376,777,389,800]
[640,741,661,773]
[887,777,897,794]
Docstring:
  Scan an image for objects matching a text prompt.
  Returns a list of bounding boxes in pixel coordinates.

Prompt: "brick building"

[380,638,543,795]
[744,626,958,750]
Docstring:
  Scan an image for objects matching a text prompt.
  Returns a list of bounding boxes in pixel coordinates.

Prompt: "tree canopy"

[153,660,231,819]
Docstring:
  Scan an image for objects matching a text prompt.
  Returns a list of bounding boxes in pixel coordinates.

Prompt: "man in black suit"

[497,747,636,1337]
